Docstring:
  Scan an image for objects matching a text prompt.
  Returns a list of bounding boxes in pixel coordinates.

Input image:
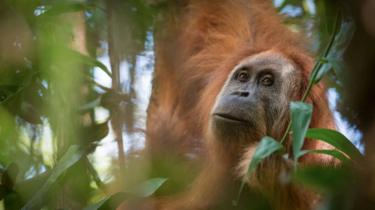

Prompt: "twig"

[106,0,126,171]
[280,12,341,145]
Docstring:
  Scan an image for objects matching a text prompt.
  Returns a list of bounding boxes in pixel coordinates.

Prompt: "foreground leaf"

[306,128,362,160]
[83,178,167,210]
[294,165,352,193]
[134,178,168,197]
[21,145,84,210]
[234,137,283,206]
[83,192,129,210]
[290,102,313,161]
[247,137,283,176]
[299,149,350,162]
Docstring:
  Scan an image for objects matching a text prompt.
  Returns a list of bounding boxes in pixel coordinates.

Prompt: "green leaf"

[299,149,350,162]
[68,50,112,78]
[2,163,19,191]
[293,165,352,193]
[83,121,110,143]
[234,137,283,206]
[306,128,362,160]
[38,3,87,17]
[83,192,130,210]
[290,102,313,161]
[247,136,283,176]
[313,20,355,84]
[21,145,84,210]
[314,62,332,84]
[83,178,167,210]
[134,178,168,197]
[79,98,102,112]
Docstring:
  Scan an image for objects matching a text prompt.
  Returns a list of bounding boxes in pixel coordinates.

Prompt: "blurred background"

[0,0,374,209]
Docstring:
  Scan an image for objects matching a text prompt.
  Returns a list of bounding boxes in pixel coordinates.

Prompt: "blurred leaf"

[2,163,19,191]
[18,101,43,124]
[134,178,168,197]
[100,91,130,111]
[247,137,283,176]
[21,145,84,210]
[302,0,315,15]
[83,192,130,210]
[68,50,112,77]
[290,102,312,161]
[83,178,167,210]
[0,163,19,201]
[0,185,6,200]
[79,98,101,112]
[85,157,105,191]
[294,165,351,193]
[314,60,332,83]
[38,2,87,17]
[329,18,355,58]
[83,121,109,144]
[14,171,49,202]
[315,1,340,41]
[0,85,21,103]
[299,149,350,162]
[306,128,362,160]
[314,19,355,84]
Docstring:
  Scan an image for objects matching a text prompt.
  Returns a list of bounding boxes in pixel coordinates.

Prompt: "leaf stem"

[280,12,341,145]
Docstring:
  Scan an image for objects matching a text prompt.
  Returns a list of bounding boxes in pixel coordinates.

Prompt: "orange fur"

[119,0,335,209]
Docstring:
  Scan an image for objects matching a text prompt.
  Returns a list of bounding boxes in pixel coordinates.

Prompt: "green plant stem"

[280,12,341,145]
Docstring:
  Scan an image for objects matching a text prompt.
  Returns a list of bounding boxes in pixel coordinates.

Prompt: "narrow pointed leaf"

[235,136,283,206]
[83,192,130,210]
[134,178,168,197]
[294,166,352,193]
[299,149,350,162]
[306,128,362,160]
[21,145,83,210]
[314,62,332,83]
[247,136,283,176]
[290,102,313,161]
[83,178,167,210]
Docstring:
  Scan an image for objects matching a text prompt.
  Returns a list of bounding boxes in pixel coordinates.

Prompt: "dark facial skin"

[210,51,301,144]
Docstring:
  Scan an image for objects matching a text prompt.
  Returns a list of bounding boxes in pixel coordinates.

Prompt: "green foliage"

[306,128,362,160]
[290,102,313,162]
[0,0,363,209]
[239,2,362,208]
[247,137,283,176]
[234,137,283,206]
[22,145,84,210]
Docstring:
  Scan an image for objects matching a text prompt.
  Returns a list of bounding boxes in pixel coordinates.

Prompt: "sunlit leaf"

[290,102,312,161]
[38,2,87,17]
[85,157,105,191]
[21,145,84,210]
[134,178,168,197]
[83,192,129,210]
[306,128,362,160]
[83,178,167,210]
[68,50,112,77]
